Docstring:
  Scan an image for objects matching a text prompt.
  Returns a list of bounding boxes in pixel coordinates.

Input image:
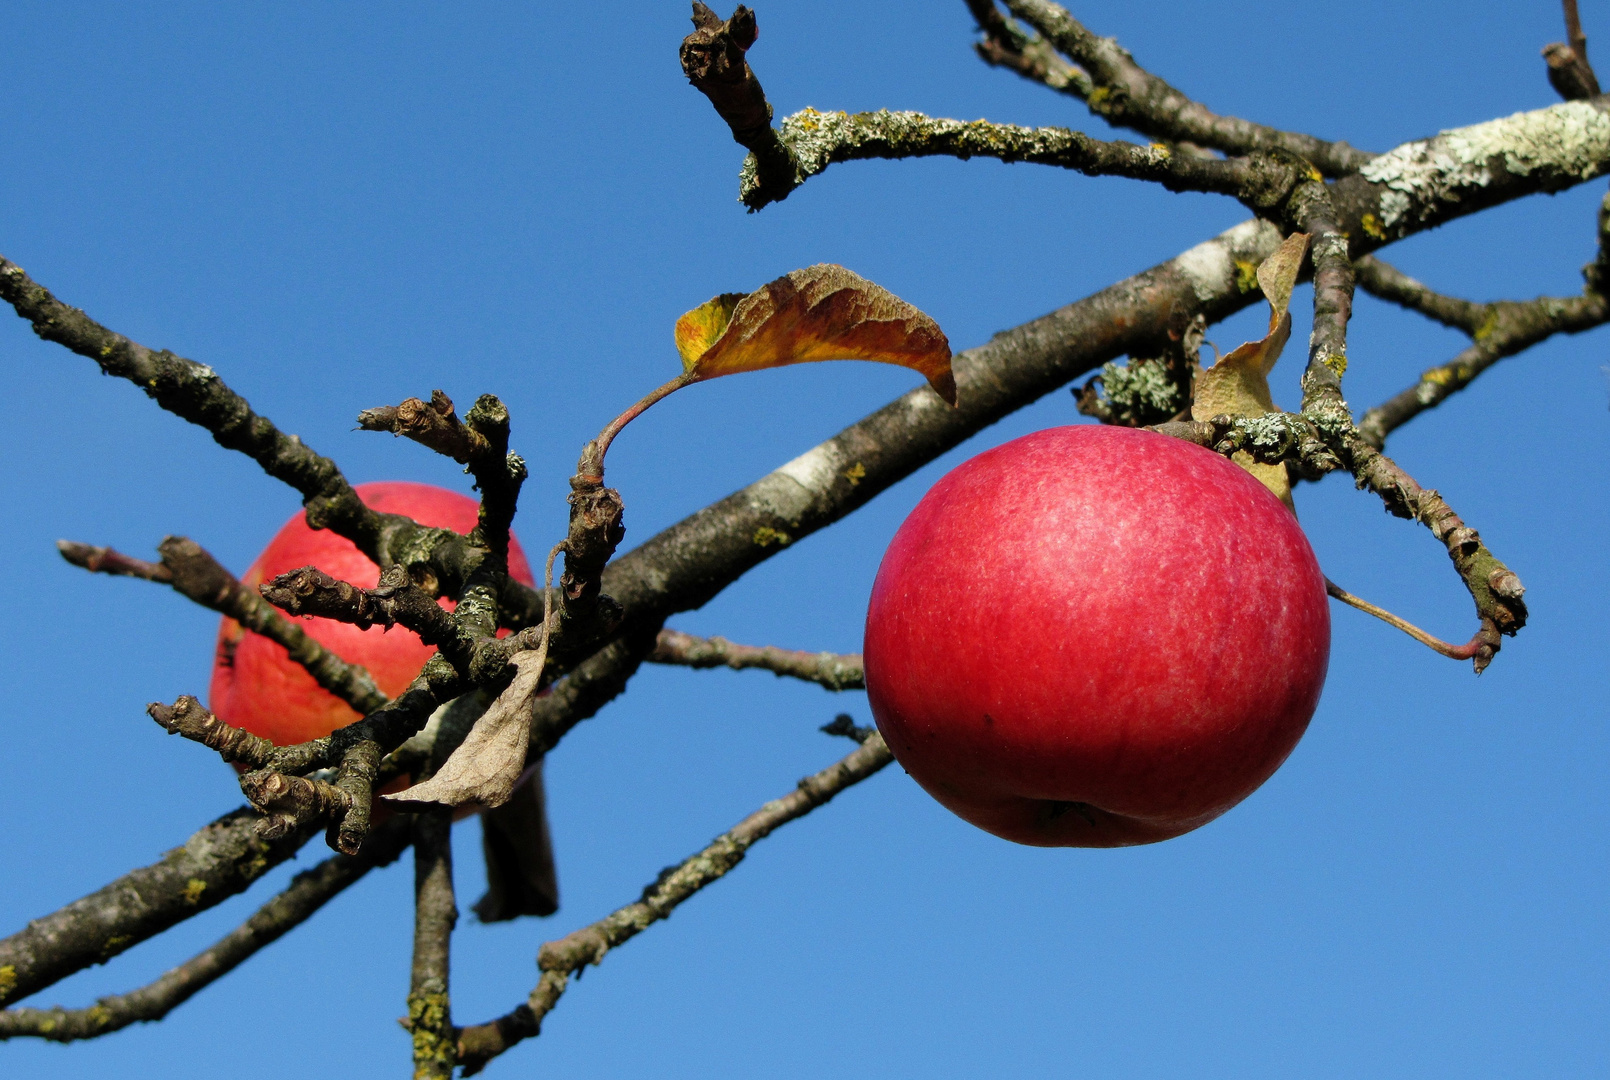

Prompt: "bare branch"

[1288,182,1354,421]
[455,731,894,1074]
[1340,434,1527,673]
[742,106,1305,211]
[1357,291,1610,447]
[55,541,170,581]
[1352,255,1490,335]
[61,536,389,715]
[358,390,530,594]
[965,0,1092,101]
[148,695,278,770]
[0,817,411,1043]
[649,629,864,690]
[358,389,493,465]
[406,810,457,1080]
[0,809,316,1008]
[0,256,539,621]
[1545,0,1601,100]
[991,0,1373,175]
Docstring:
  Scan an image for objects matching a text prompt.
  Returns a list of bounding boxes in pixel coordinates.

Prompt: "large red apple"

[863,425,1329,847]
[209,481,535,745]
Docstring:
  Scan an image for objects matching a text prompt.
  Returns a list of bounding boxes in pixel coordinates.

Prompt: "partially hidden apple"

[209,481,534,746]
[863,425,1330,847]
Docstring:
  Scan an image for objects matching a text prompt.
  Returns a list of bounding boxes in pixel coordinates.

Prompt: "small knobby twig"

[357,389,529,588]
[649,628,864,690]
[0,817,412,1043]
[680,4,797,211]
[148,695,278,769]
[405,810,457,1080]
[239,769,354,842]
[259,564,474,670]
[1545,0,1602,101]
[357,389,496,465]
[61,537,389,714]
[454,730,894,1074]
[982,0,1373,176]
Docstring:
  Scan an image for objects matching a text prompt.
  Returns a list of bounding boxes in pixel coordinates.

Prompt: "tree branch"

[406,810,457,1080]
[1351,254,1490,335]
[1545,0,1602,101]
[0,256,539,621]
[1339,433,1527,673]
[1356,291,1610,447]
[61,537,389,715]
[985,0,1373,175]
[1288,182,1354,420]
[357,389,529,607]
[0,809,316,1008]
[0,817,411,1042]
[964,0,1093,102]
[649,629,864,690]
[743,107,1311,211]
[454,730,893,1074]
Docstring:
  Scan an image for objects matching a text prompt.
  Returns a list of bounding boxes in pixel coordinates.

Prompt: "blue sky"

[1,2,1605,1077]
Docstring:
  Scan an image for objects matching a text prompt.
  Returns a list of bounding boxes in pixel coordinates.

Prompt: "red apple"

[209,481,535,746]
[863,425,1329,847]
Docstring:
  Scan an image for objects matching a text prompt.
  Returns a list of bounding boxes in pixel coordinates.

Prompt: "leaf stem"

[577,372,696,483]
[1324,578,1482,661]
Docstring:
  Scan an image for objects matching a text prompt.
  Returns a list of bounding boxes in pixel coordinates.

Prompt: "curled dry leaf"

[383,651,546,809]
[1191,232,1310,510]
[674,264,956,405]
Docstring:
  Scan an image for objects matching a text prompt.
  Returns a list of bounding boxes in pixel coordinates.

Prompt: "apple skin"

[209,481,534,747]
[863,425,1330,848]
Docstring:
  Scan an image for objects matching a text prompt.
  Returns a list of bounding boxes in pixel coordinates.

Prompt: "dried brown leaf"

[674,264,956,405]
[1190,233,1309,510]
[383,651,545,809]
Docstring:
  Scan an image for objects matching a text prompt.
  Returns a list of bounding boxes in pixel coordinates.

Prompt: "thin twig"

[455,731,894,1074]
[991,0,1373,175]
[1357,292,1609,447]
[649,629,864,690]
[1351,255,1490,335]
[59,536,389,714]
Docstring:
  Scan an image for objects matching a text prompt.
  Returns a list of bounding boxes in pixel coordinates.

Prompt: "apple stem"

[576,372,697,486]
[1324,578,1483,661]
